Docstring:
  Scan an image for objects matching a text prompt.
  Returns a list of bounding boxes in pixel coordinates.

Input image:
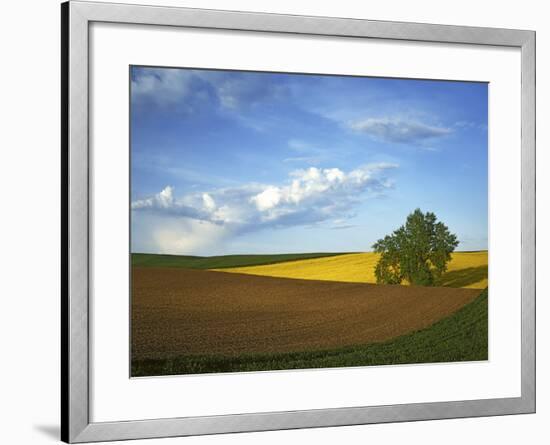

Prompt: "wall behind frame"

[0,0,546,444]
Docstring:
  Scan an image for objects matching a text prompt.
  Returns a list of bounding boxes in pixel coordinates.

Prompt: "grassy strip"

[132,289,488,377]
[131,252,349,269]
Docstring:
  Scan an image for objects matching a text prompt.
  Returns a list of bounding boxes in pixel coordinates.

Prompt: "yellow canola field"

[215,251,488,289]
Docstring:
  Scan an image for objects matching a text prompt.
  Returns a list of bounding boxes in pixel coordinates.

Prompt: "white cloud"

[349,117,452,144]
[454,120,488,131]
[283,156,323,165]
[202,193,216,212]
[251,186,282,211]
[131,69,195,106]
[131,68,287,110]
[216,75,286,109]
[132,163,397,254]
[153,219,228,255]
[131,186,172,210]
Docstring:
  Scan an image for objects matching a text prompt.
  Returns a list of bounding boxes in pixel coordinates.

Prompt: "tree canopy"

[372,209,459,286]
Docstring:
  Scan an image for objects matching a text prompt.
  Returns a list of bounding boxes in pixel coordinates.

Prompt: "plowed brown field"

[132,267,482,361]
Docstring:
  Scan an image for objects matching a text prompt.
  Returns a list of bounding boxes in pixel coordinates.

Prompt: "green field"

[132,288,488,376]
[131,252,348,269]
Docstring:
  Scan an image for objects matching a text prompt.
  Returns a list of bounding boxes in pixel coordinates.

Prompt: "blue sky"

[130,66,488,256]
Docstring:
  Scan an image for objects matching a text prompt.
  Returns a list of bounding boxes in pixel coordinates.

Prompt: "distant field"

[131,252,348,269]
[216,251,488,289]
[216,252,380,283]
[133,287,488,376]
[132,267,482,365]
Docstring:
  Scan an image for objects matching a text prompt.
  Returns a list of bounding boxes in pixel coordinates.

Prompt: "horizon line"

[131,249,489,258]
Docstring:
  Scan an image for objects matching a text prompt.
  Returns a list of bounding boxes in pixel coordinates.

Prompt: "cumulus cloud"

[132,163,397,253]
[349,117,452,144]
[131,186,212,221]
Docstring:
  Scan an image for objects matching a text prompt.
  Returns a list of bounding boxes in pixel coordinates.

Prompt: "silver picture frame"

[61,1,536,442]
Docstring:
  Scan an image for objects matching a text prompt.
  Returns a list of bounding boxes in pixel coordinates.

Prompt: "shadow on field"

[437,266,488,288]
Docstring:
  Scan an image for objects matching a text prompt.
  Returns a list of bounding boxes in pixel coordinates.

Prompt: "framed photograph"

[62,1,535,442]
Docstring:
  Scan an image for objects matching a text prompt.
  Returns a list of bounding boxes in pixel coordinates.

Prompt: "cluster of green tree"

[373,209,458,286]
